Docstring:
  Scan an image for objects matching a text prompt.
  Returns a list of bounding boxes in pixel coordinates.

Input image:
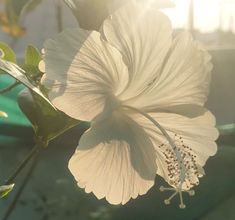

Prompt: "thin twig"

[4,144,40,185]
[1,155,39,220]
[0,81,21,94]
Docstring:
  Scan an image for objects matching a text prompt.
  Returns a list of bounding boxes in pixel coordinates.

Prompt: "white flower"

[41,1,218,207]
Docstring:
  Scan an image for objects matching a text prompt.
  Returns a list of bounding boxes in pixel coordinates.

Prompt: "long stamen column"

[122,105,195,208]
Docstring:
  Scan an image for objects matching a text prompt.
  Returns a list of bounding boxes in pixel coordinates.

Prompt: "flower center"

[158,133,202,189]
[95,95,121,122]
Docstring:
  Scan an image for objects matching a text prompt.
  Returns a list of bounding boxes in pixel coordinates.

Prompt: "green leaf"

[0,184,15,198]
[0,42,16,63]
[25,45,41,67]
[0,59,51,105]
[21,64,42,80]
[18,89,81,144]
[22,45,42,80]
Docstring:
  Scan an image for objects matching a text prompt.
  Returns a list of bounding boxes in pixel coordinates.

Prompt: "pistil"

[159,185,195,209]
[122,105,196,208]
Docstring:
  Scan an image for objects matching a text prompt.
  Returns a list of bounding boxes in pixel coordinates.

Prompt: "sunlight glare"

[194,0,220,33]
[161,0,190,29]
[161,0,235,33]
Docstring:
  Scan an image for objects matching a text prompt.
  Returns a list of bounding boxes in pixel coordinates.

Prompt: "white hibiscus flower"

[41,1,218,208]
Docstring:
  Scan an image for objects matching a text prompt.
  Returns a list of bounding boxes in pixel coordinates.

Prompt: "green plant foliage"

[0,42,16,63]
[25,45,41,67]
[0,184,15,198]
[21,45,42,81]
[18,89,81,145]
[0,58,50,103]
[0,55,82,144]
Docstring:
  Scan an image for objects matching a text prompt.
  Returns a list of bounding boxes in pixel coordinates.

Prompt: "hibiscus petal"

[126,32,213,110]
[68,111,156,204]
[102,1,172,100]
[42,28,129,121]
[129,108,218,190]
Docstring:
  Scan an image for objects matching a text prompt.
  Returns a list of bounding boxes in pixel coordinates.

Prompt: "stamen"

[122,105,198,208]
[188,190,195,196]
[123,105,186,173]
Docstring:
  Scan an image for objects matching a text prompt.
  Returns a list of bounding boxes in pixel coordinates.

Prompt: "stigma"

[159,185,195,209]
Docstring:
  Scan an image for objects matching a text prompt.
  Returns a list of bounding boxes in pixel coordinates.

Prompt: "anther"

[121,105,197,209]
[159,186,165,192]
[188,190,195,196]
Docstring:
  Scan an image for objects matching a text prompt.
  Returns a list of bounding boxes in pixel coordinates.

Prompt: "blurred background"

[0,0,235,219]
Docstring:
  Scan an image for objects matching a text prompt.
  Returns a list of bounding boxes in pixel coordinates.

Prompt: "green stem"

[4,144,40,185]
[1,156,39,220]
[0,81,20,94]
